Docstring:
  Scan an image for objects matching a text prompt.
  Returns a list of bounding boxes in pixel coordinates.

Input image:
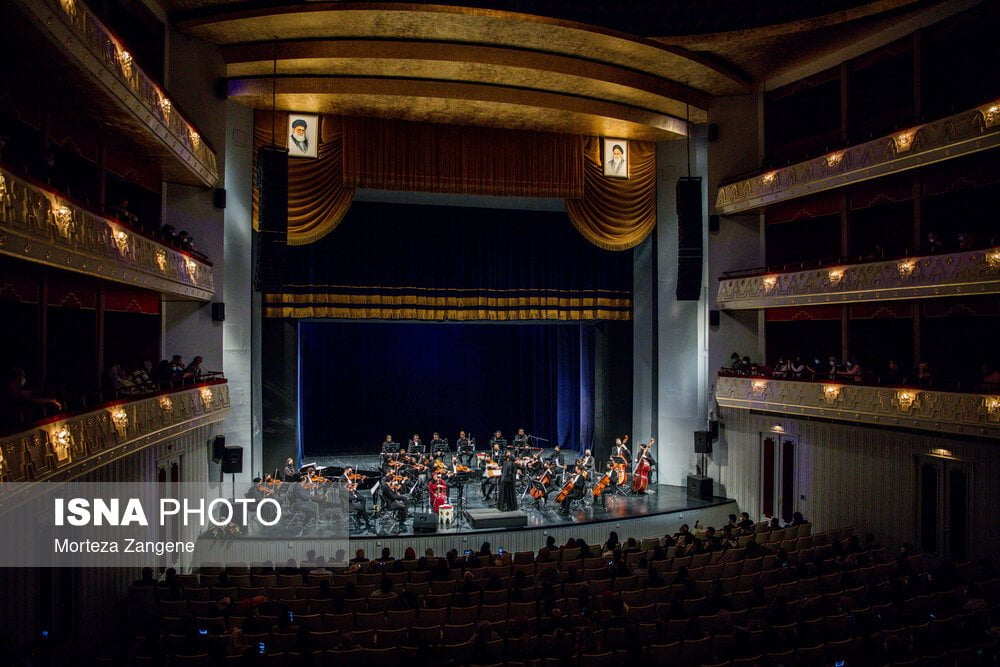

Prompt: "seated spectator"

[787,511,807,526]
[185,356,204,379]
[737,512,754,533]
[350,548,368,564]
[926,230,945,254]
[881,359,907,385]
[789,356,806,378]
[369,577,396,601]
[728,352,742,371]
[837,356,862,381]
[132,567,156,587]
[827,355,842,378]
[1,367,61,425]
[108,363,138,393]
[130,361,156,391]
[153,359,173,385]
[957,231,976,251]
[772,356,791,378]
[806,356,826,378]
[914,360,934,387]
[169,355,186,378]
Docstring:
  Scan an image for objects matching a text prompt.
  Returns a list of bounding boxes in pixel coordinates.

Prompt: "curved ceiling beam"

[223,39,711,123]
[177,3,753,96]
[227,77,689,141]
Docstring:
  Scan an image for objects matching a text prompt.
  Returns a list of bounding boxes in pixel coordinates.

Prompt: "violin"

[346,472,368,482]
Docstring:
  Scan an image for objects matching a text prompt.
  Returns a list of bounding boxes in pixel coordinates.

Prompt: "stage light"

[189,129,201,148]
[930,448,953,458]
[983,102,1000,128]
[985,396,1000,415]
[158,94,172,117]
[185,257,198,281]
[112,229,129,254]
[769,424,784,433]
[59,0,77,18]
[116,48,134,80]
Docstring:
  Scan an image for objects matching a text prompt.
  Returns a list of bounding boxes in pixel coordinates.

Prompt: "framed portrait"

[287,113,319,159]
[603,138,628,179]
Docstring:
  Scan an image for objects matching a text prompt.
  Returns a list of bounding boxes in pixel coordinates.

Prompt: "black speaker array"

[675,176,703,301]
[255,146,288,292]
[211,435,226,463]
[222,446,244,474]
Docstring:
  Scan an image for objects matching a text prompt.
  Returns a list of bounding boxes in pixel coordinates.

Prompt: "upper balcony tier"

[716,99,1000,215]
[0,165,214,301]
[0,380,229,484]
[7,0,218,188]
[715,375,1000,440]
[717,247,1000,310]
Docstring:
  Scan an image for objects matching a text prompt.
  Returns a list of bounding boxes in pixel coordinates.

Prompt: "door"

[918,455,971,561]
[761,434,797,523]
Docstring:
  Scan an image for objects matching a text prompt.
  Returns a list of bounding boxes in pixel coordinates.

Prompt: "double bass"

[631,440,652,493]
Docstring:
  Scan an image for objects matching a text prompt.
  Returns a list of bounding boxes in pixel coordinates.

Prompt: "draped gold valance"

[252,112,658,250]
[565,137,657,251]
[252,112,354,245]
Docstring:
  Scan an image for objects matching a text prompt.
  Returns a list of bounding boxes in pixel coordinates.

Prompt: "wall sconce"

[116,48,134,80]
[823,384,841,402]
[158,94,172,117]
[189,130,201,148]
[762,171,777,186]
[897,390,916,410]
[200,387,214,408]
[897,259,916,277]
[156,249,168,272]
[894,131,915,153]
[112,229,129,254]
[111,408,128,435]
[751,380,767,394]
[983,102,1000,128]
[762,275,777,292]
[53,205,73,236]
[59,0,77,18]
[828,268,845,285]
[985,396,1000,415]
[769,423,784,433]
[52,426,72,461]
[185,257,198,281]
[825,152,844,168]
[986,249,1000,270]
[158,396,174,413]
[930,448,953,458]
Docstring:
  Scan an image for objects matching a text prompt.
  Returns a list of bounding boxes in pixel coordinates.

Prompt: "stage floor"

[300,453,732,539]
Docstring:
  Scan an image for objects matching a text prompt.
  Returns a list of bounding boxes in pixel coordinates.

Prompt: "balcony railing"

[715,375,1000,440]
[717,247,1000,310]
[715,100,1000,215]
[0,165,215,300]
[12,0,218,187]
[0,380,229,483]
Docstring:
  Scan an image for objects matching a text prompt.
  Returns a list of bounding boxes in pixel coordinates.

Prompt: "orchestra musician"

[282,457,297,481]
[429,473,449,513]
[456,430,474,467]
[579,449,596,477]
[513,428,529,449]
[549,445,566,484]
[496,451,518,511]
[288,476,319,525]
[612,436,632,464]
[594,461,618,508]
[379,476,408,524]
[489,430,505,449]
[558,465,586,514]
[381,434,395,452]
[408,433,422,452]
[347,482,373,531]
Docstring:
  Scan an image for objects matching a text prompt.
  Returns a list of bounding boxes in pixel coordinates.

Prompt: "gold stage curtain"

[565,136,657,251]
[252,112,354,246]
[342,117,584,198]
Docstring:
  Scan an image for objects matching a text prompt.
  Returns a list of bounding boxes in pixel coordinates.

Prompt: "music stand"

[409,443,426,455]
[451,472,472,531]
[382,442,399,454]
[432,439,450,458]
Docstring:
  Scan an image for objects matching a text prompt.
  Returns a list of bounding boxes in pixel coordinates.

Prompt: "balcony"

[0,165,214,301]
[716,100,1000,215]
[717,247,1000,310]
[715,375,1000,440]
[0,380,229,483]
[7,0,218,188]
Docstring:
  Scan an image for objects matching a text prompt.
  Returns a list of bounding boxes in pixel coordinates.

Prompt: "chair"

[376,627,408,647]
[579,651,614,667]
[386,609,416,628]
[443,623,475,643]
[419,607,448,626]
[647,642,681,662]
[681,635,712,664]
[360,646,398,666]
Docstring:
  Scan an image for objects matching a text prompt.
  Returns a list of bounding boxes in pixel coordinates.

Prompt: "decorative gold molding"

[715,376,1000,439]
[0,167,214,301]
[717,247,1000,310]
[0,382,229,484]
[12,0,218,187]
[715,99,1000,215]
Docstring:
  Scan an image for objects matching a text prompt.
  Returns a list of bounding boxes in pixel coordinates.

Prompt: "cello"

[631,440,652,493]
[591,470,612,499]
[530,467,552,500]
[555,469,584,504]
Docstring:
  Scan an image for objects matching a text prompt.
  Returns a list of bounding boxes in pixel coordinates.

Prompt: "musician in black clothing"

[381,434,395,452]
[579,449,596,477]
[282,457,297,481]
[496,452,518,511]
[456,430,474,466]
[347,482,372,531]
[612,437,632,464]
[408,433,422,451]
[595,461,618,508]
[513,428,529,449]
[549,445,566,484]
[288,477,318,524]
[489,430,506,448]
[379,478,408,523]
[558,465,586,514]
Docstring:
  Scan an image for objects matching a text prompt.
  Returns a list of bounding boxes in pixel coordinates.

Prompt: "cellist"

[557,465,586,515]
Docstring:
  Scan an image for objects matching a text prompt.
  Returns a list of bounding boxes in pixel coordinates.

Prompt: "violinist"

[379,476,408,524]
[558,465,586,515]
[282,457,297,481]
[257,474,277,496]
[289,476,319,525]
[347,481,373,531]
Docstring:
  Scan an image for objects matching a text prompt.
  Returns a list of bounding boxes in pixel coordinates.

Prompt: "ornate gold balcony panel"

[717,248,1000,310]
[177,3,755,140]
[716,101,1000,215]
[0,167,215,301]
[9,0,218,187]
[0,382,229,483]
[715,376,1000,440]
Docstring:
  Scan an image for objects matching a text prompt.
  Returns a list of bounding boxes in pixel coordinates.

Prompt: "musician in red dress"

[429,473,449,513]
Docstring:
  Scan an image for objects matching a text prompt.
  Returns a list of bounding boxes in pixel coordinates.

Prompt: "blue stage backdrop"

[298,321,595,457]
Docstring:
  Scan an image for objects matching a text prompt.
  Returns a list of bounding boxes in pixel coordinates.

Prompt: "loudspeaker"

[709,419,720,439]
[707,123,719,142]
[687,474,713,500]
[255,146,289,292]
[694,430,712,454]
[211,435,226,463]
[709,309,720,326]
[709,214,720,232]
[211,302,226,322]
[412,513,438,533]
[213,188,226,209]
[676,177,703,301]
[464,508,529,530]
[222,446,243,474]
